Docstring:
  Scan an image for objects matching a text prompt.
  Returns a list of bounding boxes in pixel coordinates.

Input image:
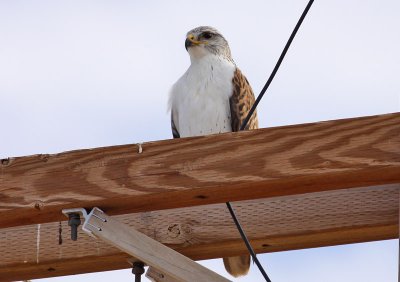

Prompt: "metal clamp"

[62,208,89,241]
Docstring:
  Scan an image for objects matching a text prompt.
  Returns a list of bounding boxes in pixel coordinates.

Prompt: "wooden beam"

[1,185,398,281]
[1,113,399,229]
[0,254,132,282]
[1,224,396,282]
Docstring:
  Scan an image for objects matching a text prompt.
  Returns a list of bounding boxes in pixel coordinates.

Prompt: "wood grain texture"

[0,113,399,229]
[1,185,398,281]
[147,267,181,282]
[1,224,396,282]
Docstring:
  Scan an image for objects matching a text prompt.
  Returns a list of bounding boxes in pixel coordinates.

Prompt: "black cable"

[240,0,315,131]
[226,202,272,282]
[227,0,315,281]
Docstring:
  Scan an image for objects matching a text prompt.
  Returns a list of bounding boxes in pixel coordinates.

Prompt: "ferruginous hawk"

[169,26,258,277]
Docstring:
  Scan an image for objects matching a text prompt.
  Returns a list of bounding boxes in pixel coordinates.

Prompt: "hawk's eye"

[202,32,212,39]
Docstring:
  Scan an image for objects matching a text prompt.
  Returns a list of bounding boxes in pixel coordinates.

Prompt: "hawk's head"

[185,26,232,60]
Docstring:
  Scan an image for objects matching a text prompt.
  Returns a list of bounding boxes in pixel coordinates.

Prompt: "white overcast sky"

[0,0,399,281]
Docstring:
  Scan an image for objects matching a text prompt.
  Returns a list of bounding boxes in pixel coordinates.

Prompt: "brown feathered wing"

[229,68,258,131]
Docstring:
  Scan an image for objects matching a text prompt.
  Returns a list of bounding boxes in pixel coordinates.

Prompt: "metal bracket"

[62,208,91,240]
[62,208,88,220]
[81,207,107,235]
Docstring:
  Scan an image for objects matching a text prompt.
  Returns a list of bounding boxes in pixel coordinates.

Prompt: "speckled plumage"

[230,68,258,131]
[169,26,258,277]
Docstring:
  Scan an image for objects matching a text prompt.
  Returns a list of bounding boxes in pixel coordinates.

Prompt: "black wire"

[240,0,315,131]
[227,0,315,281]
[226,202,272,282]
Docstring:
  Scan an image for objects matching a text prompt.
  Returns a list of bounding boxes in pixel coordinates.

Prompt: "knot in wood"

[33,201,44,210]
[167,224,180,238]
[167,224,192,239]
[39,154,50,162]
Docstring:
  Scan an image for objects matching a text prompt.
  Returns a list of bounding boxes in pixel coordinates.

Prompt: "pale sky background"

[0,0,399,281]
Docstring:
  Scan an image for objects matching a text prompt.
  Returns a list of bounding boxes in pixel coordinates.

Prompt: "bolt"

[132,261,145,282]
[68,213,81,241]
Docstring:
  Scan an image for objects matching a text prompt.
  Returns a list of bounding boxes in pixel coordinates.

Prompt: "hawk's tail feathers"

[223,255,250,277]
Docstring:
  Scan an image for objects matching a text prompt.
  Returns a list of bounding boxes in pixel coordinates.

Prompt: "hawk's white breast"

[169,54,236,137]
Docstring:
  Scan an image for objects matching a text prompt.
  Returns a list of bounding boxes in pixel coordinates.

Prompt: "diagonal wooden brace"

[146,266,181,282]
[74,207,231,282]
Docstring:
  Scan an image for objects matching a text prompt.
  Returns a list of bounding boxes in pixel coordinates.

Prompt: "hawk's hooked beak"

[185,34,206,51]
